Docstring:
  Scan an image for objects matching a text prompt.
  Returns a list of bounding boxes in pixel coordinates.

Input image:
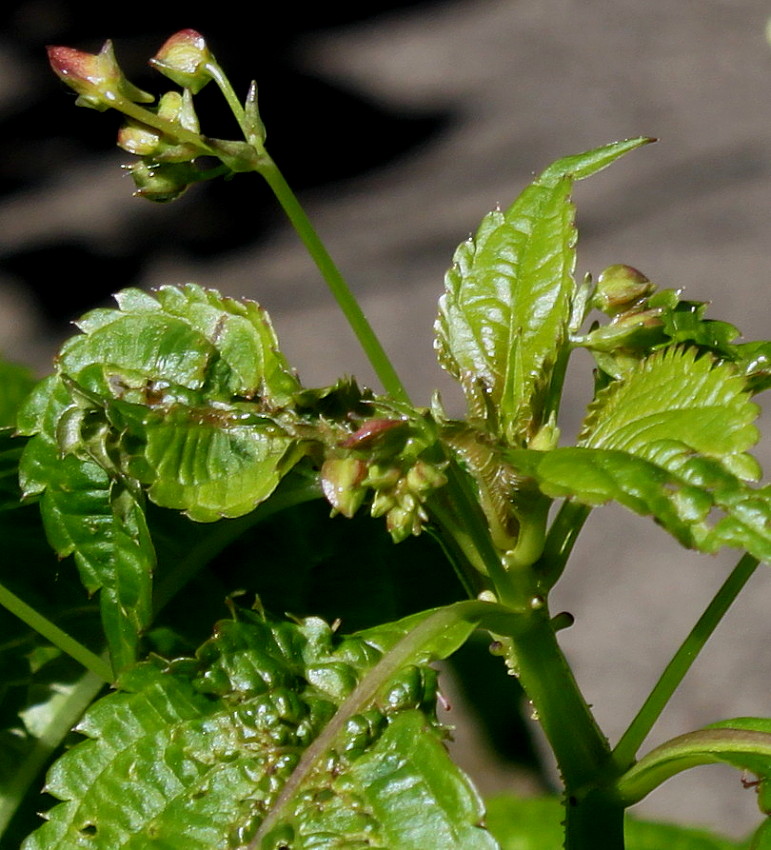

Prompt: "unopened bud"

[321,457,367,518]
[125,159,199,202]
[47,41,153,111]
[118,90,201,161]
[405,460,447,494]
[150,29,213,94]
[593,264,656,317]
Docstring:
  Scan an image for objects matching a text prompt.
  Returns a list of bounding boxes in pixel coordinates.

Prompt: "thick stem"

[507,607,625,849]
[563,789,625,850]
[612,553,760,769]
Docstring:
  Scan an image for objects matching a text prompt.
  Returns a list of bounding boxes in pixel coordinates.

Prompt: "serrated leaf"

[580,347,760,479]
[23,606,499,850]
[508,446,771,562]
[127,405,298,522]
[436,139,650,446]
[62,284,299,407]
[19,434,154,672]
[17,373,154,671]
[149,284,299,404]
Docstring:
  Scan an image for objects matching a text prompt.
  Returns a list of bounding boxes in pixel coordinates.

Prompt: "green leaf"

[62,284,299,406]
[23,605,501,849]
[127,404,298,522]
[508,446,771,562]
[506,346,771,561]
[484,793,748,850]
[19,434,154,673]
[18,375,154,672]
[580,347,760,479]
[617,719,771,815]
[436,138,650,445]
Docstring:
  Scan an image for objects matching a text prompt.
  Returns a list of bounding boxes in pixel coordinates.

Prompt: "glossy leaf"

[436,138,650,445]
[128,404,298,522]
[617,719,771,812]
[23,605,500,850]
[18,376,154,672]
[580,347,760,480]
[19,435,154,672]
[508,446,771,562]
[63,284,299,406]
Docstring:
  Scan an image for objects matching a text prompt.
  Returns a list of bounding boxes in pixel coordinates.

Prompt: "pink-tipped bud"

[47,40,153,111]
[150,29,213,93]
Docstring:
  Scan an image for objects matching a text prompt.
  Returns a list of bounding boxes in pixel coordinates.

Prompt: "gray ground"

[3,0,771,839]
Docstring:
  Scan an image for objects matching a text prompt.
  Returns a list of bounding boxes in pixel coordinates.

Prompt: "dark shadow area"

[1,1,456,329]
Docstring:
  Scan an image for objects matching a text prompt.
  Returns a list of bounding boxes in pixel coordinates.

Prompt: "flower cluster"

[47,30,262,201]
[321,417,448,543]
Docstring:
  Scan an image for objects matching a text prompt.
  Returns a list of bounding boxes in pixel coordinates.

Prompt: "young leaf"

[436,138,651,445]
[23,605,500,850]
[125,404,299,522]
[616,718,771,812]
[580,346,760,481]
[17,377,154,672]
[507,446,771,563]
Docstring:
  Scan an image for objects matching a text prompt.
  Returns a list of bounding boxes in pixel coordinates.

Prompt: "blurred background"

[2,0,771,838]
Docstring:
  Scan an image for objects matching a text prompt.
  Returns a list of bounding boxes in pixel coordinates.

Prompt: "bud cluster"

[320,416,448,543]
[48,30,265,202]
[574,264,669,378]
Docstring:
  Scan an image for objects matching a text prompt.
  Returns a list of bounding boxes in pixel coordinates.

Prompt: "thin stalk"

[256,157,411,404]
[0,668,105,839]
[205,60,249,138]
[612,553,760,770]
[113,99,218,155]
[0,581,112,682]
[536,500,591,592]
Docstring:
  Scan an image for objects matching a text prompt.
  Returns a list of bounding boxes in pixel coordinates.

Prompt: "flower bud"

[118,90,201,161]
[47,41,153,111]
[150,29,213,93]
[592,264,656,317]
[321,456,367,518]
[124,160,200,202]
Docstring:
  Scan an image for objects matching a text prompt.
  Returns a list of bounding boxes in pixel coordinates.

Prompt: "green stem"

[507,606,624,849]
[536,500,591,592]
[205,60,249,138]
[113,98,218,155]
[612,553,760,770]
[0,581,112,682]
[0,668,105,839]
[256,156,411,404]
